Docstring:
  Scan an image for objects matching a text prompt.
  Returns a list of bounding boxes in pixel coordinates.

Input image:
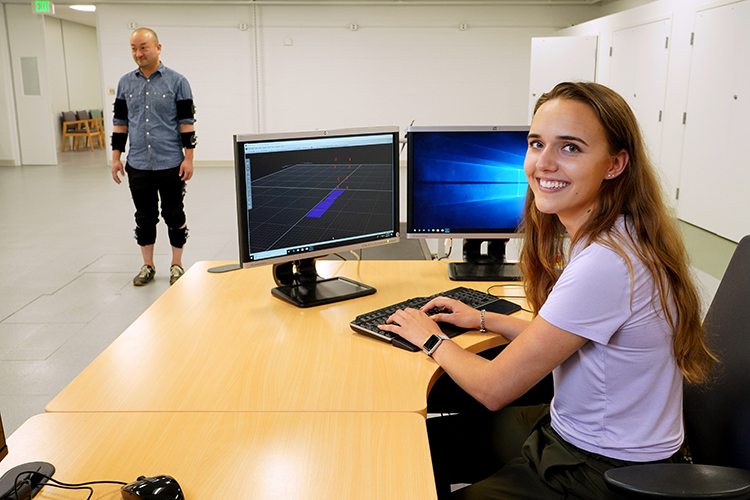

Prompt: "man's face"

[130,31,161,71]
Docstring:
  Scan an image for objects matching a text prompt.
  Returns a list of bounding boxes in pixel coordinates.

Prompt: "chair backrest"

[89,109,103,119]
[0,412,7,462]
[76,110,89,120]
[62,111,79,132]
[684,235,750,469]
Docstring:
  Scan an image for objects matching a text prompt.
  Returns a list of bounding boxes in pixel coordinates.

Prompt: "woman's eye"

[529,140,543,149]
[562,144,581,153]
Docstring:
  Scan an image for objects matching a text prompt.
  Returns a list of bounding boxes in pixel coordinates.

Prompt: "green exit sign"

[33,0,54,13]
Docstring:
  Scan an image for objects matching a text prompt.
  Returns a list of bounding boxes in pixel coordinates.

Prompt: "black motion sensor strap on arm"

[181,131,197,149]
[176,99,195,121]
[113,98,128,121]
[111,133,127,152]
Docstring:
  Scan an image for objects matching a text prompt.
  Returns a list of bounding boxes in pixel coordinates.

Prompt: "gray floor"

[0,150,226,434]
[0,149,728,437]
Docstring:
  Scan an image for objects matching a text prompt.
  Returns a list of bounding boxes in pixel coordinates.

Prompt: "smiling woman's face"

[524,98,629,237]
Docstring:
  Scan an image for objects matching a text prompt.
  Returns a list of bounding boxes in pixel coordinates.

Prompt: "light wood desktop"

[0,411,436,499]
[47,260,529,414]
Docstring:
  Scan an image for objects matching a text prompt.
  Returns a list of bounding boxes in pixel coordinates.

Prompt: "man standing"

[111,27,196,286]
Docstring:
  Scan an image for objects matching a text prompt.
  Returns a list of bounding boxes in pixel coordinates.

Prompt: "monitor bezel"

[406,125,529,240]
[233,126,401,269]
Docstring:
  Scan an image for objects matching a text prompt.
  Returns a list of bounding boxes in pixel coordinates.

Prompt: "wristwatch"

[422,334,449,357]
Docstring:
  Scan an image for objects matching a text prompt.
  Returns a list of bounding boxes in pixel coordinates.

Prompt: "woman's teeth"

[539,179,569,190]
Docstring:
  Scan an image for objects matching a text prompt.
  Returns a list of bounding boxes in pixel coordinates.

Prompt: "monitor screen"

[406,125,529,239]
[232,126,400,306]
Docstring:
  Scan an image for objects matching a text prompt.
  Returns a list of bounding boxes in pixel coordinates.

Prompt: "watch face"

[423,335,441,352]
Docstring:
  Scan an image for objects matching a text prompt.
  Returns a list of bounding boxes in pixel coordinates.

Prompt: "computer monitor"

[230,126,400,307]
[406,125,529,281]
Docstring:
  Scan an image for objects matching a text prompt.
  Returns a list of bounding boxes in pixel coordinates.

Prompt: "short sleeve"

[113,79,129,126]
[175,77,195,125]
[539,243,632,345]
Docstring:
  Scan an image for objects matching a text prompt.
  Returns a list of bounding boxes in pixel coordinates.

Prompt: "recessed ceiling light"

[70,5,96,12]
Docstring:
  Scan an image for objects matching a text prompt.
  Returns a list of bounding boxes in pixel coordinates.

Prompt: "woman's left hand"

[378,308,443,349]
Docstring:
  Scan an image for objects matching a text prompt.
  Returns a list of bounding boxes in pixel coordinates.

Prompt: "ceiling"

[47,5,96,27]
[43,0,603,30]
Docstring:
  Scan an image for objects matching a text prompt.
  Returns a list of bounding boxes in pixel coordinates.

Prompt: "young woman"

[378,82,716,499]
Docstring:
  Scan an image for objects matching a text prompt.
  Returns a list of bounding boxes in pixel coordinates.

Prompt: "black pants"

[126,165,186,248]
[431,406,681,500]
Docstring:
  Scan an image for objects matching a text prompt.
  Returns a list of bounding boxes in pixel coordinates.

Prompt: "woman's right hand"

[421,297,482,330]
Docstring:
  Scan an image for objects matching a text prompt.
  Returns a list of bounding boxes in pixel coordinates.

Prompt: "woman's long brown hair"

[518,82,716,385]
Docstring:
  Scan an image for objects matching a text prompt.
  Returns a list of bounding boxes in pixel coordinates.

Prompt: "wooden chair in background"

[88,109,106,147]
[61,111,100,152]
[76,110,104,150]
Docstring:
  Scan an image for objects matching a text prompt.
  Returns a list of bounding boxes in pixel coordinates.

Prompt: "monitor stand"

[271,258,376,308]
[448,239,522,281]
[207,263,242,273]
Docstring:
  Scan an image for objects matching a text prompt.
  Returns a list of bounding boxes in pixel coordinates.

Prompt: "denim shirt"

[113,63,195,171]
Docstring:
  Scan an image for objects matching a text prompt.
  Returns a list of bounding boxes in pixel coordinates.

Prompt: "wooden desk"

[47,260,529,414]
[1,412,436,499]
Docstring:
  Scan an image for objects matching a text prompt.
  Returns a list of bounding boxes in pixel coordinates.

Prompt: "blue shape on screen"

[412,131,528,230]
[307,189,344,218]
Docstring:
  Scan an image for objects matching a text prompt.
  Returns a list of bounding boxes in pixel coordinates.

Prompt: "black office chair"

[605,235,750,499]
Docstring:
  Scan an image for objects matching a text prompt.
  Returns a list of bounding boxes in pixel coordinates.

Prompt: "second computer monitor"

[406,125,529,280]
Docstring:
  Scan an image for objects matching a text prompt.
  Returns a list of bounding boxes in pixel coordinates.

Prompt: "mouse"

[121,475,184,500]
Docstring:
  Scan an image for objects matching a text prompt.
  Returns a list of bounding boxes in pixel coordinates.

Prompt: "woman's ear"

[606,149,629,179]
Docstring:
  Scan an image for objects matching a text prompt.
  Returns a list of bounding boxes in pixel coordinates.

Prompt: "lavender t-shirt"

[539,224,683,462]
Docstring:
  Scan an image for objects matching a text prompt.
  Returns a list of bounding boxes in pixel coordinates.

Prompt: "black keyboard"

[350,286,521,352]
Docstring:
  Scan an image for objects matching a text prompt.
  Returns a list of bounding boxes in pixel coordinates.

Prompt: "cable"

[437,238,452,261]
[486,284,524,296]
[10,471,126,500]
[350,249,363,276]
[400,119,414,154]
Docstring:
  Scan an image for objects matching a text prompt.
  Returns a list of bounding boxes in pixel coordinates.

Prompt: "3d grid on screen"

[247,160,393,253]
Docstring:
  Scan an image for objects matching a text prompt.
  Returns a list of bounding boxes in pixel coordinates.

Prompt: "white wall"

[0,5,19,166]
[45,17,69,153]
[555,0,749,242]
[64,21,103,113]
[1,13,102,159]
[96,3,600,165]
[4,4,57,165]
[600,0,660,17]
